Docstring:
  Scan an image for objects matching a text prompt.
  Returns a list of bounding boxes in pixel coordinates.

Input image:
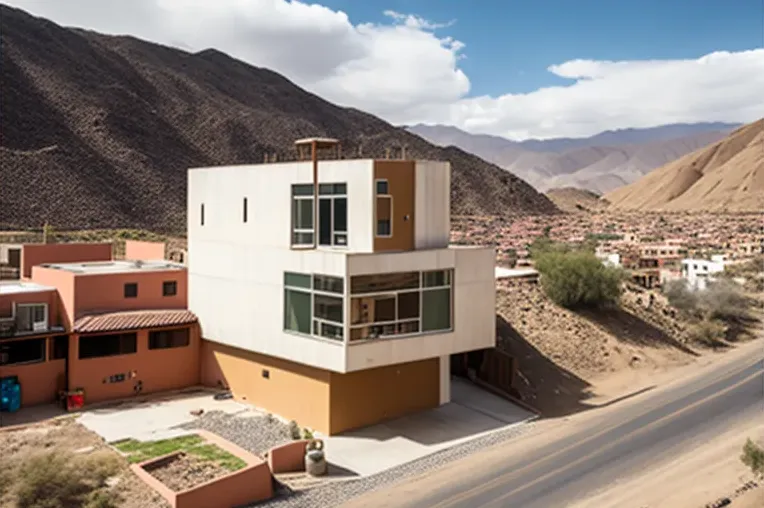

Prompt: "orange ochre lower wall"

[0,355,65,407]
[200,339,440,435]
[68,325,201,404]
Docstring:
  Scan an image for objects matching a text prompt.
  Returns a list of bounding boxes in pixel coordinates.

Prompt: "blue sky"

[322,0,764,95]
[7,0,764,138]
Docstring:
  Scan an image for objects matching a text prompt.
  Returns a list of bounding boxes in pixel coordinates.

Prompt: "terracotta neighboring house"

[187,139,497,435]
[0,242,199,408]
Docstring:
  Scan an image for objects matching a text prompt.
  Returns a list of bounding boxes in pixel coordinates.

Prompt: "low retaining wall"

[130,430,272,508]
[268,439,309,473]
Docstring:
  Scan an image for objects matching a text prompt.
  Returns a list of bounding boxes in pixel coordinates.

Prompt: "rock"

[190,409,204,416]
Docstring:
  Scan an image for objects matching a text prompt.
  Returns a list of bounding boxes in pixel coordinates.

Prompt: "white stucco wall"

[414,161,450,249]
[187,160,374,372]
[188,160,495,375]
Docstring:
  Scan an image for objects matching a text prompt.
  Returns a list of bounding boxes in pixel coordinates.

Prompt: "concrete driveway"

[77,389,250,442]
[321,377,535,477]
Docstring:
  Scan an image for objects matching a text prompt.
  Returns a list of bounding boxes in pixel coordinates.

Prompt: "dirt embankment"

[496,281,697,416]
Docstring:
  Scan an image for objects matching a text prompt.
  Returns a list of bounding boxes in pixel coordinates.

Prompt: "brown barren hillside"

[605,119,764,212]
[546,187,608,213]
[0,5,558,233]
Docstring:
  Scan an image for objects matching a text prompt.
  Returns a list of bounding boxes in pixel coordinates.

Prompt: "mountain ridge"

[407,123,739,193]
[0,4,558,232]
[604,119,764,212]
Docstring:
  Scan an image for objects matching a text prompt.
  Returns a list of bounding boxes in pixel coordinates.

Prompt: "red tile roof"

[74,309,197,333]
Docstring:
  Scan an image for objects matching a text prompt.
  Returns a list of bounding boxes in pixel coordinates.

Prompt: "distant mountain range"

[605,119,764,213]
[406,122,740,194]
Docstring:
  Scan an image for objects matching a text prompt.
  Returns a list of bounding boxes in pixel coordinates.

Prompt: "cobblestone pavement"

[176,410,291,454]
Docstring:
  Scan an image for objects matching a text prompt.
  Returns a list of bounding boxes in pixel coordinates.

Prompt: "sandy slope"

[606,119,764,212]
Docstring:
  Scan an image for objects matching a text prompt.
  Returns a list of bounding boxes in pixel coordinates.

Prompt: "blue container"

[7,384,21,413]
[1,376,21,412]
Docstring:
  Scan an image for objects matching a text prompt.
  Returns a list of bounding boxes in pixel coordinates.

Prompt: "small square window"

[124,283,138,298]
[163,281,177,297]
[376,180,389,195]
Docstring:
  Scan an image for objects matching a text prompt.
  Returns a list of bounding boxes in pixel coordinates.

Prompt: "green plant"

[112,435,204,463]
[186,444,247,471]
[534,249,623,308]
[288,420,301,440]
[741,438,764,476]
[302,428,314,440]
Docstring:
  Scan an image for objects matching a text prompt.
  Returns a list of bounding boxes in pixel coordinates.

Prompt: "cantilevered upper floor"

[188,139,451,254]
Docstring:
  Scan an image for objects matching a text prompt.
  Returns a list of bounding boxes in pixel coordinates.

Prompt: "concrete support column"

[439,355,450,405]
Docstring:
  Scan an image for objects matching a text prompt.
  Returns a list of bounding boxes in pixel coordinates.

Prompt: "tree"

[741,438,764,476]
[534,249,623,308]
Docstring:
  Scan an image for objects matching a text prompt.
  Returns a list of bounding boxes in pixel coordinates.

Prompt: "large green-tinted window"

[422,288,451,332]
[284,289,311,334]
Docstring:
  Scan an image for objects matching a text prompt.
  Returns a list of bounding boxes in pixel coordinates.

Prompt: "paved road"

[354,352,764,508]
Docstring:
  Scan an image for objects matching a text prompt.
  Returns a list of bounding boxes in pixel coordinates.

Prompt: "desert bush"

[14,449,120,508]
[702,279,751,321]
[741,438,764,476]
[664,280,700,315]
[535,249,623,308]
[665,278,751,322]
[686,319,726,347]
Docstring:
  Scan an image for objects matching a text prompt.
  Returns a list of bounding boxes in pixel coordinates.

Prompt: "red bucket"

[66,392,84,411]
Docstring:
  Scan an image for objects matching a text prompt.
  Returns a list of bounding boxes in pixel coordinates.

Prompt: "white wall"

[188,160,375,373]
[345,246,496,371]
[414,161,450,249]
[681,259,725,291]
[188,160,494,375]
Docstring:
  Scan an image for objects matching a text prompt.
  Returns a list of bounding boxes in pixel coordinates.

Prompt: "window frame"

[283,271,345,342]
[291,184,315,247]
[162,280,177,297]
[291,183,348,248]
[78,332,138,360]
[124,282,138,298]
[148,327,190,350]
[349,269,453,341]
[15,303,48,332]
[0,337,46,366]
[375,179,393,238]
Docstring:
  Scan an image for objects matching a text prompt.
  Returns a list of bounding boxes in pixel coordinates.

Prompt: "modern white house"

[187,138,496,434]
[681,257,726,291]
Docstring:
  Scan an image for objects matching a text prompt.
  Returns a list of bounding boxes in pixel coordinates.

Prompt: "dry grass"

[0,418,168,508]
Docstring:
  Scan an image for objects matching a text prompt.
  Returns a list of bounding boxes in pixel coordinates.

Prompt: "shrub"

[535,249,623,308]
[664,280,700,315]
[14,450,120,508]
[741,438,764,476]
[687,319,726,347]
[702,279,751,321]
[288,420,301,440]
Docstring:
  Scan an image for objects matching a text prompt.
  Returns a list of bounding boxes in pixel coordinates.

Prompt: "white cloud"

[6,0,764,139]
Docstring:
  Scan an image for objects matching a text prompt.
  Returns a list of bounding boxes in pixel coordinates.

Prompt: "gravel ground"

[176,409,533,507]
[176,410,291,454]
